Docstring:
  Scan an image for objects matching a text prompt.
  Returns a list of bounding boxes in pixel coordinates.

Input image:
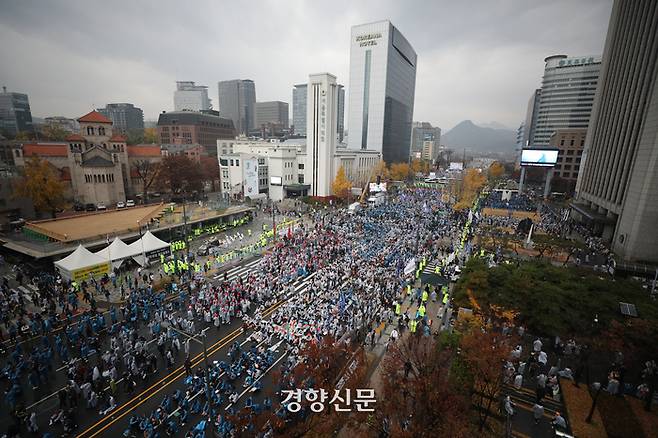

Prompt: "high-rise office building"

[0,87,33,137]
[292,84,308,137]
[292,83,345,141]
[337,84,345,143]
[217,80,256,135]
[411,122,441,157]
[157,111,235,156]
[254,101,289,129]
[173,81,212,112]
[523,89,541,147]
[347,20,417,163]
[531,55,601,147]
[98,103,144,134]
[307,73,338,197]
[292,84,307,136]
[574,0,658,263]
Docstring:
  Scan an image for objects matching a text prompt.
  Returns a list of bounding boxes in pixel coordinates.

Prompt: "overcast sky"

[0,0,612,131]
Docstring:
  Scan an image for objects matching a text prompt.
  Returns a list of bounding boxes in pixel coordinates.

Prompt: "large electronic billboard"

[521,148,559,167]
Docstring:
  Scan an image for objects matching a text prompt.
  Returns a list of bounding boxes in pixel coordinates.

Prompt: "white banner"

[243,158,259,198]
[404,258,416,275]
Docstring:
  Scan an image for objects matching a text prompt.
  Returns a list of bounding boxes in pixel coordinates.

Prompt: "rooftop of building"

[77,110,112,124]
[157,111,235,128]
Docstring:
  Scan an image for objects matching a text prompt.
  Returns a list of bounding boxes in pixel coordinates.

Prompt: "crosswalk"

[17,284,39,302]
[423,260,439,275]
[213,258,262,282]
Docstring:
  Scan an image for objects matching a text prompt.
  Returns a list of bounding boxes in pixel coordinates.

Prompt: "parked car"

[117,201,126,209]
[197,245,209,256]
[126,200,135,207]
[85,203,96,212]
[74,203,85,211]
[206,237,221,247]
[96,203,107,210]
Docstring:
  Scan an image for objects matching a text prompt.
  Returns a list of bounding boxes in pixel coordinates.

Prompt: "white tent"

[128,231,169,254]
[54,244,110,281]
[128,231,170,265]
[94,237,134,269]
[95,237,133,260]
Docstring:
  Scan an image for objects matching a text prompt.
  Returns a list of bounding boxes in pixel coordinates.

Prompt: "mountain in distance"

[478,121,512,130]
[441,120,516,154]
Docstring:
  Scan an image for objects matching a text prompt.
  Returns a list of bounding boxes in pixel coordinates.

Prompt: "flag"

[404,258,416,275]
[287,226,292,239]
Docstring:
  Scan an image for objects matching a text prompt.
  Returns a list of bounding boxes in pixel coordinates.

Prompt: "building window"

[99,127,106,136]
[564,165,571,170]
[560,140,564,146]
[566,150,574,155]
[570,139,574,146]
[87,126,94,135]
[298,174,304,184]
[298,163,304,170]
[230,159,234,166]
[563,172,571,178]
[565,157,573,163]
[235,160,239,166]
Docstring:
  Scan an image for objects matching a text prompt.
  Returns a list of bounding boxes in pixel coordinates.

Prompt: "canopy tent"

[94,237,134,269]
[54,244,110,281]
[127,231,170,265]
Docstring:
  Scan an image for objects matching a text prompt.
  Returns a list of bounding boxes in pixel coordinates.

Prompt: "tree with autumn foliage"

[16,156,66,218]
[156,154,203,194]
[389,162,412,181]
[372,334,473,437]
[455,315,517,432]
[332,165,351,200]
[143,127,158,144]
[237,336,367,437]
[455,168,486,210]
[371,159,389,181]
[488,161,505,182]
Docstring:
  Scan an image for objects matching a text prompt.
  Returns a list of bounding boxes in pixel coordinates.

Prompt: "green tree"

[16,156,66,218]
[126,129,144,145]
[41,124,69,141]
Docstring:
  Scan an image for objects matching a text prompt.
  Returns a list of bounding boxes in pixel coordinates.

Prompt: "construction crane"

[359,166,382,205]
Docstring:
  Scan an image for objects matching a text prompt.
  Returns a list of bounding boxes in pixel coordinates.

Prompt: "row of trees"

[331,158,435,200]
[16,154,219,217]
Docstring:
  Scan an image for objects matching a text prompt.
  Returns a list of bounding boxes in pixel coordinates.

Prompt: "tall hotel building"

[531,55,601,147]
[347,20,417,163]
[573,0,658,263]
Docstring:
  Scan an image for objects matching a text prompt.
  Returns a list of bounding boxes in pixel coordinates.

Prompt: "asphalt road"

[0,251,322,438]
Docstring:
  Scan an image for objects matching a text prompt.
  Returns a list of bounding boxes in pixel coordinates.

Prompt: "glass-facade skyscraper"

[347,20,417,163]
[292,84,307,136]
[531,55,601,147]
[218,79,256,135]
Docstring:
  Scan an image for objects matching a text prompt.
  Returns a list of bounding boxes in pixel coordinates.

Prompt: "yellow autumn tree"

[454,168,486,210]
[144,127,158,144]
[372,159,389,181]
[390,162,412,181]
[488,161,505,181]
[16,156,66,218]
[332,165,351,200]
[411,158,424,174]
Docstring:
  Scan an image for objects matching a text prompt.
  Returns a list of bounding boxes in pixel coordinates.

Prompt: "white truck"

[348,202,362,214]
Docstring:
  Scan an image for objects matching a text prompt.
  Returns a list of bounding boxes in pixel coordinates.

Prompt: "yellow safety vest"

[395,303,401,315]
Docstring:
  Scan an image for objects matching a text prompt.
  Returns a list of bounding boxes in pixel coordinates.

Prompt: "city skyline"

[0,0,611,131]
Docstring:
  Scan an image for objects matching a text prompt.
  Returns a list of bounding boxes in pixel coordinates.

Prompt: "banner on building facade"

[243,158,259,198]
